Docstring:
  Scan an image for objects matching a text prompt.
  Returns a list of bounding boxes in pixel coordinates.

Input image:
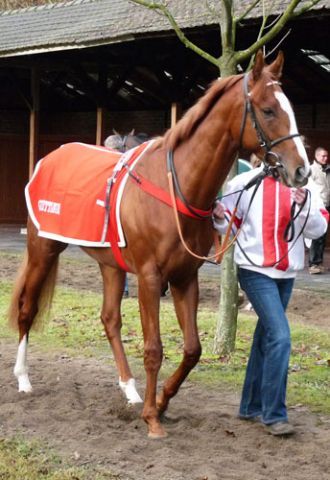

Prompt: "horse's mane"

[154,74,243,151]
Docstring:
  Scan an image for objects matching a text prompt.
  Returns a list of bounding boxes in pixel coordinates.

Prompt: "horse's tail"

[8,250,59,331]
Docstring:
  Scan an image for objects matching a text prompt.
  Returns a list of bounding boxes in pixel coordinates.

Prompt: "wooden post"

[29,67,39,178]
[171,102,182,127]
[96,106,105,145]
[96,64,107,145]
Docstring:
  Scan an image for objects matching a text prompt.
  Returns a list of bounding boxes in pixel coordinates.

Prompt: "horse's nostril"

[295,166,309,182]
[293,166,309,187]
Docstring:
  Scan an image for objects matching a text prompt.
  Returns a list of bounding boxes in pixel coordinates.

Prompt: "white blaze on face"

[274,91,311,175]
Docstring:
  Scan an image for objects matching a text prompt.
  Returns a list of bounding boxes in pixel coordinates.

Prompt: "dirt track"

[1,253,330,479]
[1,342,330,480]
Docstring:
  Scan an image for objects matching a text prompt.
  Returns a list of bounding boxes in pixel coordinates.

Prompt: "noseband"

[239,73,300,175]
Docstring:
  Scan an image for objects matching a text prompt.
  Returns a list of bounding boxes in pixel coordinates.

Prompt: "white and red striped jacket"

[214,167,329,278]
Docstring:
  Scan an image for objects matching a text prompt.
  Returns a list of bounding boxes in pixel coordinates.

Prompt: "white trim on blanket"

[116,139,155,246]
[36,229,112,247]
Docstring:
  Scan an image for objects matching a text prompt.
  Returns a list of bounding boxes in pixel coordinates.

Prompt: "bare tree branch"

[236,0,321,64]
[264,13,283,30]
[245,1,269,70]
[265,28,292,58]
[129,0,219,67]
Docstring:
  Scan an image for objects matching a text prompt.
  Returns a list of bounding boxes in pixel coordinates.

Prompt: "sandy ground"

[0,253,329,480]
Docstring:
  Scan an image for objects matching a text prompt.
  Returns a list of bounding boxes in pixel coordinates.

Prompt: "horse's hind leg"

[10,224,66,392]
[157,274,201,415]
[99,264,142,404]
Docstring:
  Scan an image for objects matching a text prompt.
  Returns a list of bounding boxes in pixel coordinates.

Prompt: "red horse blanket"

[26,142,151,248]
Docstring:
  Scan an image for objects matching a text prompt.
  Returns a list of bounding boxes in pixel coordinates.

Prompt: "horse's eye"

[262,108,275,118]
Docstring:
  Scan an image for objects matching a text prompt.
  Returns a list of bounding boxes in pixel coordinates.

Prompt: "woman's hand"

[291,188,307,205]
[213,201,225,220]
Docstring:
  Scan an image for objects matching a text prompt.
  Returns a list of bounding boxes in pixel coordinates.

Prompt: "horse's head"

[239,50,310,187]
[104,129,148,152]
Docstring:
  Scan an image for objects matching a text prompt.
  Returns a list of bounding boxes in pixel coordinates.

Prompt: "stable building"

[0,0,329,223]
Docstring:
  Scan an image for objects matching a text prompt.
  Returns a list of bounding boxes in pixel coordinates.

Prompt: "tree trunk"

[214,246,238,355]
[213,50,239,355]
[213,158,239,355]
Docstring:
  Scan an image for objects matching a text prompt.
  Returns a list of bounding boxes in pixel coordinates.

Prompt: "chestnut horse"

[9,51,310,438]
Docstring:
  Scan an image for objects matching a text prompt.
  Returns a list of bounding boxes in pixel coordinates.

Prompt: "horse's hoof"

[18,386,32,393]
[17,375,33,393]
[147,419,168,439]
[148,430,168,439]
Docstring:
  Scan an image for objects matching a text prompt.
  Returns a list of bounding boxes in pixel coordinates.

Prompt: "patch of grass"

[0,437,119,480]
[1,280,329,413]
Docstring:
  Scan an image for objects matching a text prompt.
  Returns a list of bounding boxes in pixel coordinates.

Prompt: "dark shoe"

[238,414,261,423]
[161,287,169,297]
[265,421,295,436]
[123,290,129,298]
[309,264,322,274]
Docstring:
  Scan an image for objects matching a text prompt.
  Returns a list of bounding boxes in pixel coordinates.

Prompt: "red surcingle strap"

[129,173,213,219]
[108,143,149,272]
[109,143,212,272]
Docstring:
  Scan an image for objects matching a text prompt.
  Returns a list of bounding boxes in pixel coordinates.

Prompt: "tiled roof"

[0,0,329,57]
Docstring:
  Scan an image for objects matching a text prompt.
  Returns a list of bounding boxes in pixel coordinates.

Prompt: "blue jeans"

[238,268,294,425]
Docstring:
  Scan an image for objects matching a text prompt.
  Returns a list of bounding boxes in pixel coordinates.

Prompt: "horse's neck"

[175,113,238,209]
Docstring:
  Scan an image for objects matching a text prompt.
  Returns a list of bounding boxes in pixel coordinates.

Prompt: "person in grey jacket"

[309,147,330,274]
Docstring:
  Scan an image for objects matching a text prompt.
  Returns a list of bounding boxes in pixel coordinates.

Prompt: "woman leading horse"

[8,51,310,438]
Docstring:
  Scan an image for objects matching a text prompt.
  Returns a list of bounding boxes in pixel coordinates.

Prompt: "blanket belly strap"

[108,171,131,272]
[130,174,212,218]
[107,142,150,272]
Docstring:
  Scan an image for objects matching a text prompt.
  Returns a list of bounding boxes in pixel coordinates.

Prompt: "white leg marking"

[14,334,32,393]
[119,377,143,404]
[274,91,311,175]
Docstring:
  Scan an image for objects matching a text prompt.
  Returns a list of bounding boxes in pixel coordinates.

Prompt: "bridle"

[239,73,301,177]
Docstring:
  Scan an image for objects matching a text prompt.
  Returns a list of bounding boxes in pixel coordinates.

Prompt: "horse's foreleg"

[157,275,201,415]
[99,264,142,404]
[138,271,165,438]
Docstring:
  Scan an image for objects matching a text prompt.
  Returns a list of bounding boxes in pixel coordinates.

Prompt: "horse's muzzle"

[293,166,310,187]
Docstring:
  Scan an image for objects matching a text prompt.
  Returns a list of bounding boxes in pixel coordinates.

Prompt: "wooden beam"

[29,67,39,178]
[96,106,105,145]
[171,102,182,127]
[95,64,108,145]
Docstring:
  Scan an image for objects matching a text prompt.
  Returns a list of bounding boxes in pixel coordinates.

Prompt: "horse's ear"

[129,128,135,135]
[268,50,284,79]
[113,128,120,135]
[251,50,265,81]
